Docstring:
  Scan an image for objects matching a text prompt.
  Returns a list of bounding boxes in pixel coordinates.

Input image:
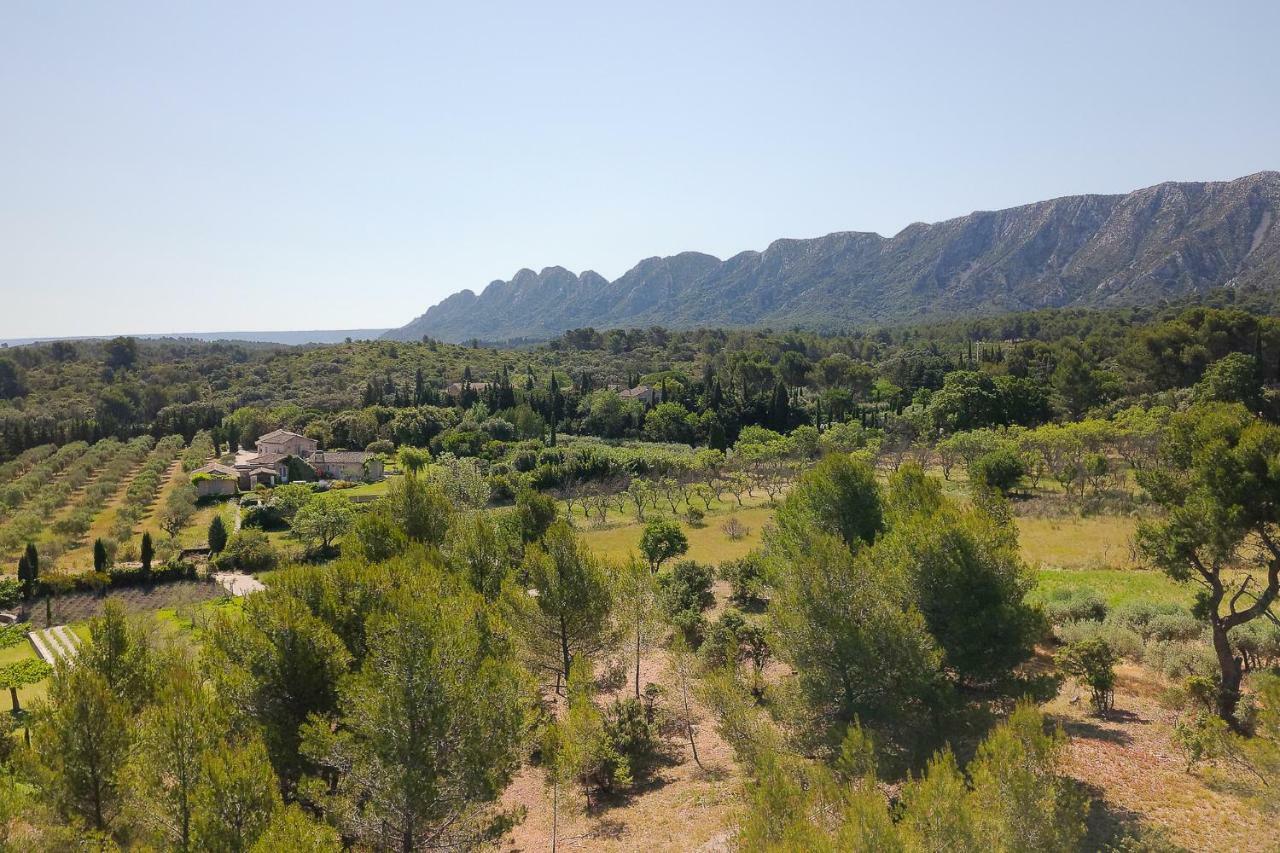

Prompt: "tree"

[774,454,883,553]
[615,557,661,697]
[1194,352,1264,410]
[769,533,944,744]
[160,482,198,540]
[305,575,526,851]
[18,542,39,596]
[291,491,355,553]
[35,663,132,831]
[897,750,976,851]
[268,482,312,520]
[969,447,1025,495]
[250,805,342,851]
[123,659,221,851]
[875,468,1041,685]
[191,737,281,851]
[104,335,139,370]
[0,658,51,712]
[504,521,613,692]
[93,538,109,573]
[204,592,351,781]
[967,702,1087,851]
[644,402,695,444]
[140,531,155,571]
[444,510,517,600]
[639,517,688,574]
[514,488,558,543]
[1056,637,1117,716]
[1138,403,1280,727]
[386,474,454,545]
[207,516,227,555]
[80,599,156,710]
[397,446,431,477]
[667,635,704,769]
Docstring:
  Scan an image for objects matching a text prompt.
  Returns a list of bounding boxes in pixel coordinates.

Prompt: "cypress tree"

[93,538,108,573]
[208,515,228,555]
[548,373,559,448]
[140,531,154,573]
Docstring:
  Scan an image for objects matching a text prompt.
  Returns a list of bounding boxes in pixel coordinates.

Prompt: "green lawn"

[577,502,773,566]
[1029,566,1199,608]
[340,479,391,499]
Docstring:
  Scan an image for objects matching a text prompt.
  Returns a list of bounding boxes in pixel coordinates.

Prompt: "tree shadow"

[1074,779,1190,852]
[1060,717,1134,746]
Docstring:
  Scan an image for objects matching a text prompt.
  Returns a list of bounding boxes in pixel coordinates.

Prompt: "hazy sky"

[3,1,1279,338]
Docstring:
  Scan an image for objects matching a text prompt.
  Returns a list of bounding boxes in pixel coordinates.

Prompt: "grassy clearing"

[1016,513,1142,570]
[179,498,237,549]
[1030,567,1195,609]
[340,479,391,499]
[576,503,773,566]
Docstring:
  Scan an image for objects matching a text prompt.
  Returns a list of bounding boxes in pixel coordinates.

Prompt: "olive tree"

[1139,403,1280,728]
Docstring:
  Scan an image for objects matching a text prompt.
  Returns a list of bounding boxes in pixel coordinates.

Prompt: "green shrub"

[1145,613,1202,643]
[215,529,278,573]
[720,552,769,606]
[1056,637,1118,715]
[1041,587,1108,624]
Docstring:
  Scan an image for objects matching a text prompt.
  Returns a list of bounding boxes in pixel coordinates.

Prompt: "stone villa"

[191,429,384,494]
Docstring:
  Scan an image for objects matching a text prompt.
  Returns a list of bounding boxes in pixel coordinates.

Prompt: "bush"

[1107,601,1185,639]
[107,560,197,587]
[969,448,1025,494]
[1041,587,1108,624]
[214,529,278,573]
[1057,637,1118,715]
[1146,613,1203,643]
[0,577,21,607]
[1146,640,1217,681]
[659,560,714,643]
[241,503,286,530]
[720,552,769,606]
[600,696,660,788]
[721,517,750,541]
[1053,619,1142,659]
[684,505,705,526]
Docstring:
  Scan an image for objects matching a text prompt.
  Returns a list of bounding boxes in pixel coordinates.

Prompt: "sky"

[3,1,1279,339]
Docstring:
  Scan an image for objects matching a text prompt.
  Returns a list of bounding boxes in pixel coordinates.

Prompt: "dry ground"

[1048,661,1279,851]
[500,645,744,852]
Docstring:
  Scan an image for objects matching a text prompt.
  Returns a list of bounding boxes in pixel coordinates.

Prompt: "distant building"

[232,428,382,486]
[445,381,492,398]
[312,450,384,482]
[253,429,318,458]
[190,462,240,498]
[619,384,659,405]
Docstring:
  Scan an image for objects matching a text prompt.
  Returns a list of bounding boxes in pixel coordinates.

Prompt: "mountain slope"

[387,172,1280,342]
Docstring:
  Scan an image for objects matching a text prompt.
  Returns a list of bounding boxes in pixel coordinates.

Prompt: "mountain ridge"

[387,172,1280,342]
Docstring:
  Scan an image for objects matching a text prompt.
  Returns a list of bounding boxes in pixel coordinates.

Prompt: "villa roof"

[237,452,287,469]
[312,451,371,463]
[256,429,311,444]
[192,462,238,478]
[619,385,653,398]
